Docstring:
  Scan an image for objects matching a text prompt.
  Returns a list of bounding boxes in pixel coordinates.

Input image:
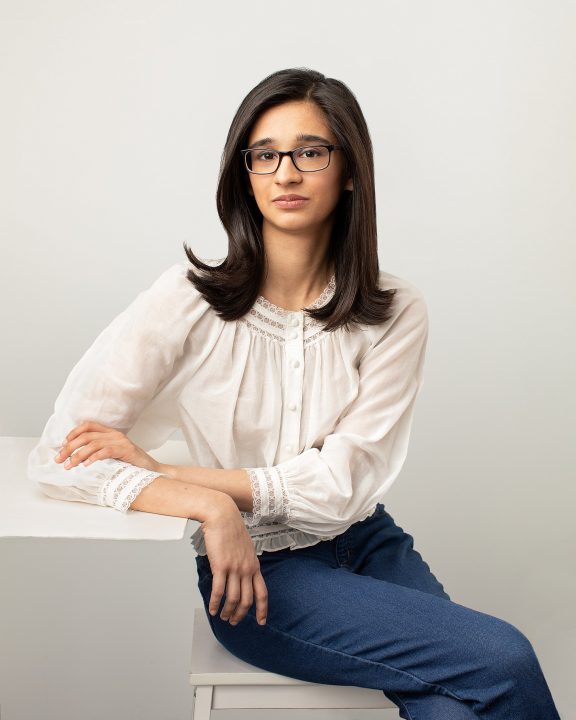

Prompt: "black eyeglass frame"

[240,144,345,174]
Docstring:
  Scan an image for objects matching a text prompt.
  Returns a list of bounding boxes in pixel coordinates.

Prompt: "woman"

[29,68,561,719]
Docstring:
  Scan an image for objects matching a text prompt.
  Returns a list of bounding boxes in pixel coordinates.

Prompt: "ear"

[343,175,353,192]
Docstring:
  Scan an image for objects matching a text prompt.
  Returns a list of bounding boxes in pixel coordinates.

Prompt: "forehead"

[247,100,334,144]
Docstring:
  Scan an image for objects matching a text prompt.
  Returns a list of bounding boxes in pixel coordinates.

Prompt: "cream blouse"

[27,257,429,556]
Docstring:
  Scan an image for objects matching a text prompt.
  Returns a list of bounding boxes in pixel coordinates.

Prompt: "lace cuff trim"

[241,466,290,525]
[99,463,163,513]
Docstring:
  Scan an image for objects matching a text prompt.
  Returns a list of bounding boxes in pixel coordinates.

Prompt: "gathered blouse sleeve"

[27,262,199,513]
[242,287,429,537]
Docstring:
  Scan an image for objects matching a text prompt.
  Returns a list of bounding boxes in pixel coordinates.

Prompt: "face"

[244,100,353,235]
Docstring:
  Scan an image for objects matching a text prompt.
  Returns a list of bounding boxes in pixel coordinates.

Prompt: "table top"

[0,436,196,541]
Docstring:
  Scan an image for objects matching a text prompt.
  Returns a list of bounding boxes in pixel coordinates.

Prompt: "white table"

[0,436,196,540]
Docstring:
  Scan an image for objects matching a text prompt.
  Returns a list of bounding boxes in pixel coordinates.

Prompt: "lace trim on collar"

[255,275,336,316]
[239,275,336,346]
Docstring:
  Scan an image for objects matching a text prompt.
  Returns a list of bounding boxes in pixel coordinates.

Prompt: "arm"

[28,263,204,513]
[128,474,234,521]
[157,464,253,513]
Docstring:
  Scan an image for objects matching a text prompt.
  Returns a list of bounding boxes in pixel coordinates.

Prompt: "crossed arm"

[52,420,254,517]
[157,463,253,513]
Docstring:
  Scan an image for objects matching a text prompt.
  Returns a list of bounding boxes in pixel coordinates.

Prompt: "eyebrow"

[246,133,333,150]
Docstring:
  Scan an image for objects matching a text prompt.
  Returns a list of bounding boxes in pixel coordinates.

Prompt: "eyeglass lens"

[245,146,330,173]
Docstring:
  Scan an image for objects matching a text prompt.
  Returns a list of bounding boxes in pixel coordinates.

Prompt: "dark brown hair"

[183,67,396,332]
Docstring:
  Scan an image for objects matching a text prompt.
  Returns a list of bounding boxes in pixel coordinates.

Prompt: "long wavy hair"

[183,67,396,332]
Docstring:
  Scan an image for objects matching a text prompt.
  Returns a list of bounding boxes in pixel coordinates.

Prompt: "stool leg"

[192,685,213,720]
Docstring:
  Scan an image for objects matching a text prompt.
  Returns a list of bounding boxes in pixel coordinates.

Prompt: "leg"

[194,509,561,720]
[350,503,474,718]
[353,503,452,599]
[345,503,560,719]
[356,503,469,716]
[192,686,213,720]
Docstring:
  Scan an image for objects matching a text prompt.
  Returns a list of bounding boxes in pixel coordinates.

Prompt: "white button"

[285,444,293,452]
[288,402,297,411]
[291,359,300,368]
[290,316,299,327]
[288,330,298,340]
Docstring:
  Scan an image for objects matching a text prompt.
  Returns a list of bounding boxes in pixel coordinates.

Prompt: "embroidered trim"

[112,469,142,507]
[256,276,336,316]
[250,306,285,330]
[100,464,127,506]
[100,464,161,512]
[119,472,161,513]
[308,276,337,310]
[242,468,261,526]
[242,466,290,525]
[239,275,336,346]
[263,467,275,515]
[276,466,292,522]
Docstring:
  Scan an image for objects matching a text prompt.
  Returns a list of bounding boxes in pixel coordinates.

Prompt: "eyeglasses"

[240,144,344,174]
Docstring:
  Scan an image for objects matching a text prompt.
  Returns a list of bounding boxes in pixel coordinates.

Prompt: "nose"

[275,153,302,182]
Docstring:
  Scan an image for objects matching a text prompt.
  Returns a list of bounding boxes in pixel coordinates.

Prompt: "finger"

[209,573,226,617]
[229,574,254,625]
[55,434,91,462]
[60,441,101,469]
[253,571,268,625]
[56,431,109,462]
[81,448,109,466]
[220,573,240,622]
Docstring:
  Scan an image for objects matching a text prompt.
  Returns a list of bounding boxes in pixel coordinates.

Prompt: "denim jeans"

[194,503,561,719]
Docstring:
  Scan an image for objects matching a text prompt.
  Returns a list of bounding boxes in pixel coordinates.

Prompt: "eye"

[297,146,322,158]
[255,150,278,161]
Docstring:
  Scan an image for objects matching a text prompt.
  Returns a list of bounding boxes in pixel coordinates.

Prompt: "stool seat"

[190,607,396,718]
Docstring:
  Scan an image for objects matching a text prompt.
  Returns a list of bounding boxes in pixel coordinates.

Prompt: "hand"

[201,499,268,627]
[53,420,162,473]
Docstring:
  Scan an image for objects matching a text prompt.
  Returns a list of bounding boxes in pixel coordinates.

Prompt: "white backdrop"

[1,1,574,718]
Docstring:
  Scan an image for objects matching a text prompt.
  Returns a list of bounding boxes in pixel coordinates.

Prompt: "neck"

[258,220,335,311]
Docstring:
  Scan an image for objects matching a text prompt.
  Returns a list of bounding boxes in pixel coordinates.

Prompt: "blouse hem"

[190,526,337,556]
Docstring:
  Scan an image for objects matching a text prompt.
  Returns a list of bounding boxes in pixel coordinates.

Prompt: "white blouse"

[27,257,429,556]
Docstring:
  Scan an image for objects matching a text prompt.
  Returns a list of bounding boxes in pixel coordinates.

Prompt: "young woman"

[29,68,561,719]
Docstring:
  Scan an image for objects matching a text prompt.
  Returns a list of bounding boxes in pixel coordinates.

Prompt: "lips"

[273,194,308,201]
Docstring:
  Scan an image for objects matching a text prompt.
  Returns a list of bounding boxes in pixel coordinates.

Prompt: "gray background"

[1,1,574,718]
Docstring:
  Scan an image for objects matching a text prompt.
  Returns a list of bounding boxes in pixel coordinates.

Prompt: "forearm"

[128,475,234,521]
[157,464,253,513]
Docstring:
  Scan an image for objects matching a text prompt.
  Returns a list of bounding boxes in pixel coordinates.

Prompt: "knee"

[488,618,539,678]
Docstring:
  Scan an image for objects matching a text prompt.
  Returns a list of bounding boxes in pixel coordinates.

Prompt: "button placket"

[279,311,304,461]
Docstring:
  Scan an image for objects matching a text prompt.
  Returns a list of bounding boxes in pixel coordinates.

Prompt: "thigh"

[351,503,451,600]
[195,547,517,707]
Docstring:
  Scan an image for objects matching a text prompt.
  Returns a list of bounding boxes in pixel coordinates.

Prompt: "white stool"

[190,607,397,719]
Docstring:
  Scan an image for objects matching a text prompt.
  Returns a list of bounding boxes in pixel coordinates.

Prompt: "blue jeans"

[194,503,561,719]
